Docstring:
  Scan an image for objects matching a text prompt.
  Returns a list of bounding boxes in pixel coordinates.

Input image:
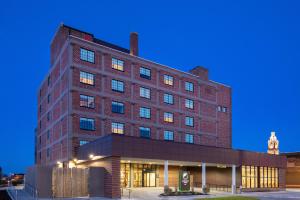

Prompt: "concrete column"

[202,163,206,189]
[232,165,236,194]
[164,160,168,187]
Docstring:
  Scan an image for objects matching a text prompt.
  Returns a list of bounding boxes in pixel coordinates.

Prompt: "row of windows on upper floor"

[79,117,195,143]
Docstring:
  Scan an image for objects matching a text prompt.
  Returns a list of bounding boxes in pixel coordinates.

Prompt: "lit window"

[140,67,151,79]
[164,93,174,104]
[80,48,95,63]
[164,112,173,123]
[111,122,124,134]
[164,75,173,86]
[80,95,95,108]
[80,117,95,131]
[80,71,94,85]
[185,134,194,143]
[79,140,89,146]
[111,101,124,114]
[185,116,194,127]
[139,127,151,138]
[112,58,124,71]
[164,130,174,141]
[140,87,151,99]
[185,82,194,92]
[111,79,124,92]
[140,107,151,119]
[185,99,194,109]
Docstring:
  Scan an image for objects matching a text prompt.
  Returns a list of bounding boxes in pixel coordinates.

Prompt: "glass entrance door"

[143,172,156,187]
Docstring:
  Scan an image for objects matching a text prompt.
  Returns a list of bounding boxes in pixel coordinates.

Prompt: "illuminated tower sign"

[267,131,279,155]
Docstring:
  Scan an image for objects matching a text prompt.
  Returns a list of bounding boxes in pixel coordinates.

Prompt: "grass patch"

[195,197,259,200]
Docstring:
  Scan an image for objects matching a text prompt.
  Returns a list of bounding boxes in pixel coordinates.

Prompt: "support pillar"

[164,160,169,187]
[202,163,206,190]
[232,165,236,194]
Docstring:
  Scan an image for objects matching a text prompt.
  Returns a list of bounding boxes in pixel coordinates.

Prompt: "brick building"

[35,24,286,198]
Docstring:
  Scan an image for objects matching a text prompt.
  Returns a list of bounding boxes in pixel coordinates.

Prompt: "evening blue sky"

[0,0,299,174]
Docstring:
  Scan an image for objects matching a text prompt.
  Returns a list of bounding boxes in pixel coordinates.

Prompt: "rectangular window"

[79,140,89,146]
[80,95,95,108]
[47,76,51,86]
[111,122,124,134]
[112,58,124,71]
[185,134,194,143]
[242,166,258,189]
[140,67,151,79]
[164,112,173,123]
[140,87,151,99]
[185,116,194,126]
[111,101,124,114]
[47,148,50,158]
[80,117,95,131]
[140,107,151,119]
[164,130,174,141]
[80,48,95,63]
[185,99,194,109]
[80,71,94,85]
[164,75,173,86]
[111,79,124,92]
[163,93,174,104]
[217,105,228,113]
[47,94,51,104]
[47,112,51,121]
[185,82,194,92]
[47,130,50,140]
[139,127,151,138]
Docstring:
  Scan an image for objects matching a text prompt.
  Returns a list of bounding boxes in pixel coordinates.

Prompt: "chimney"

[130,32,138,56]
[189,66,209,81]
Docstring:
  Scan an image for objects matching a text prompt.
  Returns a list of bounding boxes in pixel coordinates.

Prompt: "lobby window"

[185,99,194,109]
[140,107,151,119]
[80,95,95,108]
[80,48,95,63]
[111,101,124,114]
[140,67,151,79]
[80,71,94,85]
[79,140,89,146]
[111,79,124,92]
[164,112,173,123]
[140,87,151,99]
[185,116,194,127]
[242,166,258,189]
[164,75,173,86]
[185,134,194,144]
[112,58,124,71]
[185,82,194,92]
[111,122,124,134]
[80,117,95,131]
[139,127,151,138]
[164,93,174,104]
[164,130,174,141]
[259,167,278,188]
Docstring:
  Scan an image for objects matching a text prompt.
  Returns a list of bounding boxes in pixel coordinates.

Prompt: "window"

[242,166,258,189]
[164,112,173,123]
[259,167,278,188]
[80,71,94,85]
[47,94,51,104]
[185,99,194,109]
[111,122,124,134]
[140,107,151,119]
[111,101,124,114]
[80,95,95,108]
[140,67,151,79]
[217,105,228,113]
[140,87,151,99]
[112,58,124,71]
[164,75,173,86]
[185,82,194,92]
[111,79,124,92]
[39,105,42,114]
[79,140,89,146]
[80,118,95,131]
[80,48,95,63]
[47,130,50,140]
[47,112,51,121]
[47,76,51,86]
[164,130,174,141]
[222,107,227,112]
[47,148,50,158]
[139,127,151,138]
[185,116,194,126]
[185,134,194,143]
[164,93,174,104]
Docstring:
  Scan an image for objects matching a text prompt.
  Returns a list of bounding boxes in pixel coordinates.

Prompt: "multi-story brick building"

[35,24,286,198]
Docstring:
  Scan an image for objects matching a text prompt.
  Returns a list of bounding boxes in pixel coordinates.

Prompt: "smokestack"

[130,32,138,56]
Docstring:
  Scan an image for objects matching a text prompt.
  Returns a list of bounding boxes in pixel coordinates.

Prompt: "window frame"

[164,112,174,123]
[140,67,151,80]
[185,116,194,127]
[80,48,95,63]
[80,94,95,109]
[139,127,151,138]
[139,107,151,119]
[111,79,125,93]
[164,130,174,141]
[185,133,194,144]
[80,71,95,86]
[185,81,194,92]
[112,57,124,71]
[185,99,194,109]
[163,93,174,105]
[139,87,151,99]
[79,117,95,131]
[111,122,124,134]
[163,74,174,86]
[111,101,125,114]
